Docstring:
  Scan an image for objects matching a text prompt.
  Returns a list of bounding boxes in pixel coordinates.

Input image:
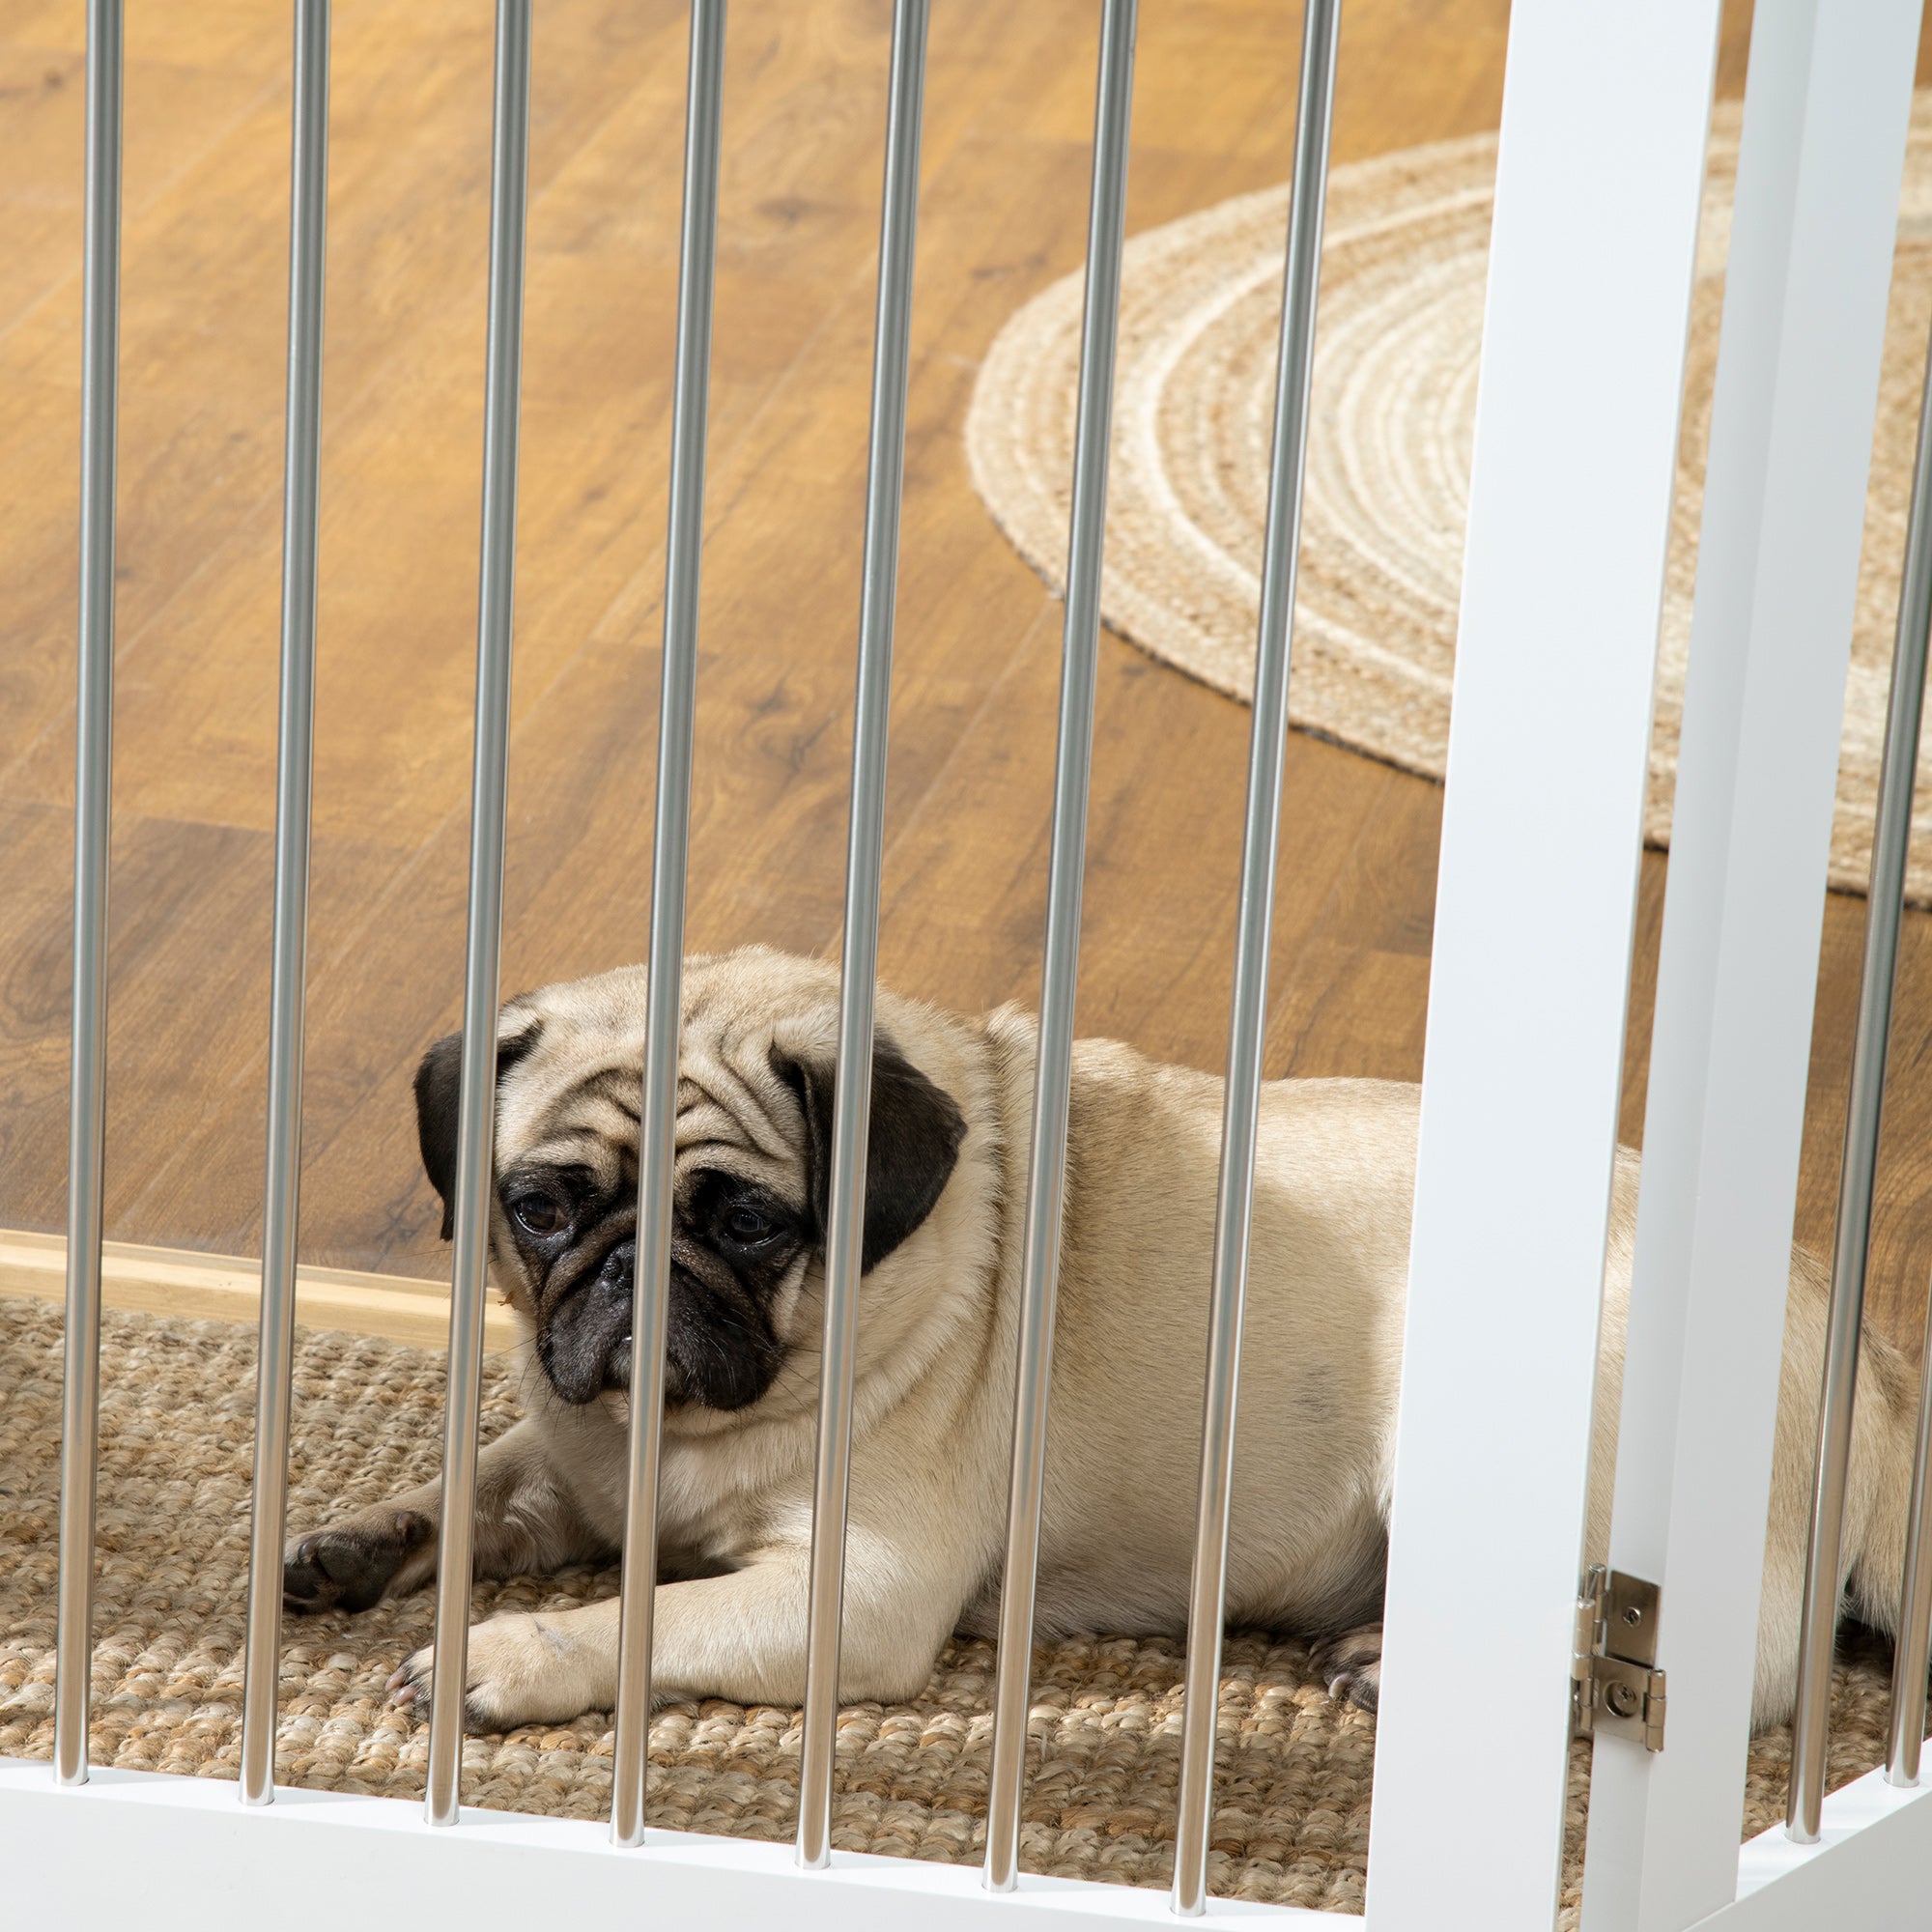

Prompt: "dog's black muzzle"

[535,1232,784,1413]
[536,1239,637,1406]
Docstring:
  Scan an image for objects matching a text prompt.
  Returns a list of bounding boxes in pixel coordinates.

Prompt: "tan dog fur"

[283,946,1918,1733]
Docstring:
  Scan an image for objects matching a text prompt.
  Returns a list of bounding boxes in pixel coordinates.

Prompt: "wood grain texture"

[2,0,1931,1356]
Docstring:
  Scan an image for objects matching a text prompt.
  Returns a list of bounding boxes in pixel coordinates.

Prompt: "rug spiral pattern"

[966,96,1932,903]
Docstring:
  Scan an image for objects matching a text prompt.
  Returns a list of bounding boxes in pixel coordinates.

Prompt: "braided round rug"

[967,94,1932,904]
[0,1295,1895,1918]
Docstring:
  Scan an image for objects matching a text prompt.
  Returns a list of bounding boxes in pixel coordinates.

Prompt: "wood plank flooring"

[3,0,1932,1353]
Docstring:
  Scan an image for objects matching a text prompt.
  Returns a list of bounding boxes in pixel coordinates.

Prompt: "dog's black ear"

[770,1033,967,1272]
[413,1013,545,1240]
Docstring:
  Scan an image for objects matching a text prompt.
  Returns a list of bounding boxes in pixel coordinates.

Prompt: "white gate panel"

[1366,2,1721,1927]
[1702,1767,1932,1931]
[0,1758,1323,1930]
[1580,3,1920,1929]
[15,0,1932,1925]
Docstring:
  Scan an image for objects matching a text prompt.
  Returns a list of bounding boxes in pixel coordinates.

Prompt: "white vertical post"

[1581,0,1918,1921]
[1364,5,1721,1928]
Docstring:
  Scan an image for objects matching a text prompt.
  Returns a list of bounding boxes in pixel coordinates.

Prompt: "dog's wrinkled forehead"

[492,949,841,1201]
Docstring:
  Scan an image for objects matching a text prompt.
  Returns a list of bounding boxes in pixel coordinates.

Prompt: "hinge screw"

[1622,1605,1642,1627]
[1605,1682,1641,1719]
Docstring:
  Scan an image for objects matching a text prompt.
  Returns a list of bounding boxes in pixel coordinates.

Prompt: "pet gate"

[8,0,1932,1925]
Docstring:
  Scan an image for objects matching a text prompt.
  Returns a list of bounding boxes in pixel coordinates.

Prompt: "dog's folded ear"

[414,1013,545,1240]
[770,1034,968,1272]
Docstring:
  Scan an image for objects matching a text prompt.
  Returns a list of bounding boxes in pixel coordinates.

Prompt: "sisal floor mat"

[0,1296,1896,1917]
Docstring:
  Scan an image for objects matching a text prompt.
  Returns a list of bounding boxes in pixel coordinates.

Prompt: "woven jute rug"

[0,1296,1897,1918]
[968,94,1932,904]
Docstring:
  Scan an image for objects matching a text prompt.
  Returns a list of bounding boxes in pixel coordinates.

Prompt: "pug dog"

[282,945,1918,1733]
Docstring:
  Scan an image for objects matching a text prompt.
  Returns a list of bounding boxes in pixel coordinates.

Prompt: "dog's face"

[412,948,970,1421]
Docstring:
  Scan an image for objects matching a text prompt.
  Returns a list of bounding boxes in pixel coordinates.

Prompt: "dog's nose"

[598,1239,636,1292]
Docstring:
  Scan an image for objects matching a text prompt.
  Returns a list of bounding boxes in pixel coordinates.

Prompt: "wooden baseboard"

[0,1228,519,1353]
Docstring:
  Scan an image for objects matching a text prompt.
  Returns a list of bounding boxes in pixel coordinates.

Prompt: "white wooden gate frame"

[9,1,1932,1928]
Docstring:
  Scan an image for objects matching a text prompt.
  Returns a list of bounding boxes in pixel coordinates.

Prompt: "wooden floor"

[3,0,1931,1349]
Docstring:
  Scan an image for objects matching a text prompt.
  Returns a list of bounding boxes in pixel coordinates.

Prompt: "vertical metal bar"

[53,0,124,1794]
[609,0,725,1852]
[424,0,532,1832]
[1170,0,1337,1915]
[240,0,331,1811]
[1878,330,1932,1793]
[980,0,1136,1895]
[794,0,930,1873]
[1788,339,1932,1843]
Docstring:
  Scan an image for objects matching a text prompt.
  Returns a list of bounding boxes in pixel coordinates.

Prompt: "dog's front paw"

[284,1510,435,1615]
[1313,1622,1382,1713]
[389,1611,617,1733]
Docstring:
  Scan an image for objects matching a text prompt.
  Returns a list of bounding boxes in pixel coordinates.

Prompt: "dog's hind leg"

[1312,1622,1383,1712]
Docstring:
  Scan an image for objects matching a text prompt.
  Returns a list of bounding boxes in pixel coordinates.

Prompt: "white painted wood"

[1689,1762,1932,1931]
[1579,5,1920,1929]
[5,1751,1931,1932]
[1364,4,1721,1928]
[0,1759,1308,1927]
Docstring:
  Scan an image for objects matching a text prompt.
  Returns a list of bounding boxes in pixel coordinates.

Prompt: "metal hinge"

[1572,1564,1666,1751]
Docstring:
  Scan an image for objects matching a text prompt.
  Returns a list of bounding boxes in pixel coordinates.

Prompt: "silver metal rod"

[1171,0,1337,1913]
[981,0,1137,1894]
[795,0,931,1872]
[1878,329,1932,1793]
[610,0,725,1852]
[1789,290,1932,1840]
[240,0,331,1811]
[53,0,124,1794]
[425,0,532,1832]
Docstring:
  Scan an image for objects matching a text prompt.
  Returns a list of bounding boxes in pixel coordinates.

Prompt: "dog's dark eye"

[510,1194,565,1237]
[724,1205,773,1245]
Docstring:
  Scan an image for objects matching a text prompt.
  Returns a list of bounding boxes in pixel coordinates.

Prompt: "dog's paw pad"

[387,1650,446,1726]
[388,1625,530,1735]
[283,1510,434,1616]
[389,1615,612,1733]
